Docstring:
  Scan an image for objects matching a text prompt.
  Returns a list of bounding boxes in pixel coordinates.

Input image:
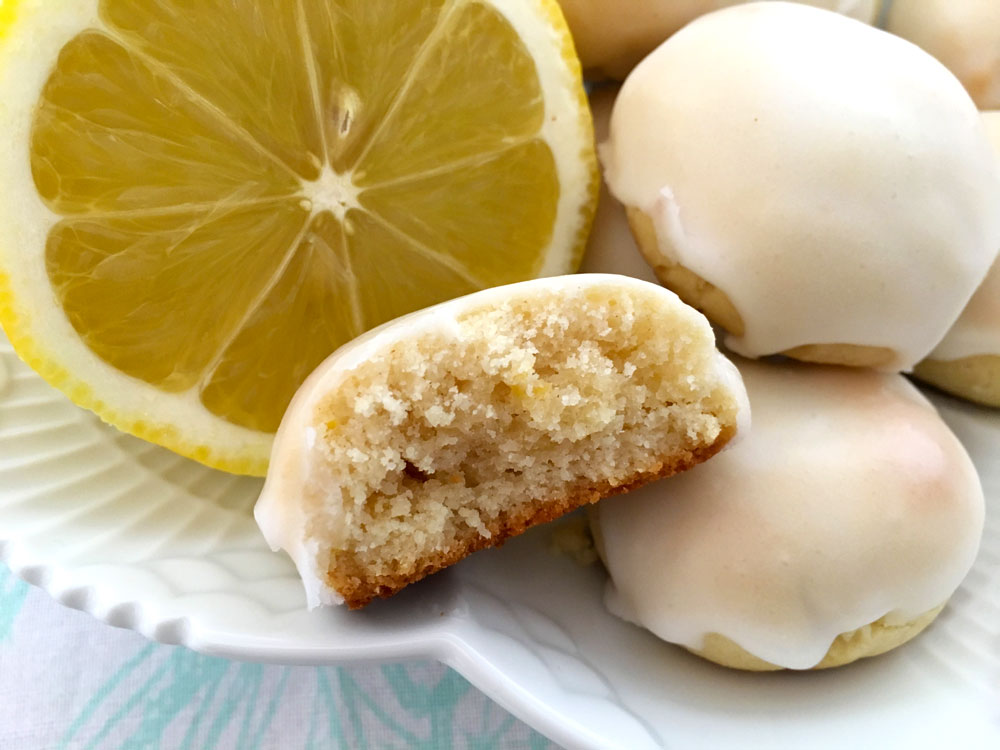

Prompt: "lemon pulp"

[30,0,568,438]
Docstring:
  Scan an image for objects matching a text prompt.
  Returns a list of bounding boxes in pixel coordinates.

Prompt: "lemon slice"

[0,0,596,475]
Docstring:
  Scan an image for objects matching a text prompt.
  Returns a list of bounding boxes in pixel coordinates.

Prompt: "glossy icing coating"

[602,2,1000,371]
[887,0,1000,110]
[930,111,1000,361]
[592,359,984,669]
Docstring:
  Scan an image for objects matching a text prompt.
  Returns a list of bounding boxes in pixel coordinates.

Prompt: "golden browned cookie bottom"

[690,606,945,671]
[626,206,899,369]
[331,426,736,609]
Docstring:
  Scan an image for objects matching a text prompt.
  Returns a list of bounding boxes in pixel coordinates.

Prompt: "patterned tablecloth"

[0,564,558,750]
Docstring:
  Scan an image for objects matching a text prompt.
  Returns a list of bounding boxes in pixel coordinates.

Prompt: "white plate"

[2,328,999,750]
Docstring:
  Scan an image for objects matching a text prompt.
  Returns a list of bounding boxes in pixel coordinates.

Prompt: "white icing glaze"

[579,88,659,284]
[602,2,1000,371]
[255,274,748,608]
[887,0,1000,110]
[592,358,984,669]
[929,111,1000,361]
[559,0,878,79]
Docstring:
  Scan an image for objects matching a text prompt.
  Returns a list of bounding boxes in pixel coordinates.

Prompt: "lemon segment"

[103,0,326,179]
[0,0,597,475]
[46,201,310,392]
[31,31,299,212]
[201,212,361,433]
[354,1,545,186]
[343,209,482,329]
[299,0,451,173]
[360,140,559,285]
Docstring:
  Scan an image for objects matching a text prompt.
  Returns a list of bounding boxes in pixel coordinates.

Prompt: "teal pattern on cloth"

[0,566,28,641]
[0,564,558,749]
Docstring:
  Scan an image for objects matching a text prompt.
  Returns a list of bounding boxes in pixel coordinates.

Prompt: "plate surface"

[2,329,999,750]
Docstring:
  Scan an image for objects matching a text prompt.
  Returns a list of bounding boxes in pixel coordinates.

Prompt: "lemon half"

[0,0,597,474]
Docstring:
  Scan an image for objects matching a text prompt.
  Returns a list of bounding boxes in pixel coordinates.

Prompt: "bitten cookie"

[256,275,748,609]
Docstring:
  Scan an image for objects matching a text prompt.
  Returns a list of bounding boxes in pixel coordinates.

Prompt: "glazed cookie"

[602,2,1000,371]
[558,0,879,80]
[913,112,1000,407]
[590,358,984,670]
[887,0,1000,109]
[256,275,747,609]
[578,87,658,283]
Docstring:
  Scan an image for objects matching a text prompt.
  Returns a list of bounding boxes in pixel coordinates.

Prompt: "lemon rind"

[0,0,597,477]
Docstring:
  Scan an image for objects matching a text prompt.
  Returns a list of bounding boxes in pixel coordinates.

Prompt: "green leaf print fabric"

[0,564,558,749]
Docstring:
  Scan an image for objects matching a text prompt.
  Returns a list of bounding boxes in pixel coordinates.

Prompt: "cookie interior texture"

[691,606,945,671]
[914,355,1000,407]
[307,285,741,607]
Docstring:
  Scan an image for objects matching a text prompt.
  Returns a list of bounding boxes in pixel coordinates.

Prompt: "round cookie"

[913,112,1000,407]
[590,358,985,671]
[579,88,658,283]
[559,0,879,80]
[602,2,1000,371]
[887,0,1000,110]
